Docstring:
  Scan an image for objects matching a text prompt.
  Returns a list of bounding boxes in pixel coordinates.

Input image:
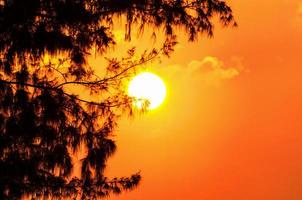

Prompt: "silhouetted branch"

[0,79,127,109]
[55,48,161,89]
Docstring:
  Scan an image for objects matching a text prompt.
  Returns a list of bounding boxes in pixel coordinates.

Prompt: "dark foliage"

[0,0,235,199]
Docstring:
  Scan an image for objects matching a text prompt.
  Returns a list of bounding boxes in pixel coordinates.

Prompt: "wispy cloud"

[187,56,241,86]
[160,56,244,87]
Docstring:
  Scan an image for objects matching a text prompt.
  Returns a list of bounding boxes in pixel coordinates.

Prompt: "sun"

[128,72,166,110]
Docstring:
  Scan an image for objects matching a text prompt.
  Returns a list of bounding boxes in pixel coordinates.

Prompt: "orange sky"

[100,0,302,199]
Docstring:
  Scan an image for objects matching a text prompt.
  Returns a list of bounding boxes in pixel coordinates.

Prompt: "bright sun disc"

[128,72,166,110]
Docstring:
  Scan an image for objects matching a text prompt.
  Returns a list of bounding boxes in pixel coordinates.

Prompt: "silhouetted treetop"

[0,0,235,199]
[0,0,236,72]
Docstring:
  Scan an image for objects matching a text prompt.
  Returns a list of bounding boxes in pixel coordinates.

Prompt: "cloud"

[154,56,244,87]
[187,56,241,86]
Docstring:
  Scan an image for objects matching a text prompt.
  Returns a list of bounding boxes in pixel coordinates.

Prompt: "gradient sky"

[99,0,302,199]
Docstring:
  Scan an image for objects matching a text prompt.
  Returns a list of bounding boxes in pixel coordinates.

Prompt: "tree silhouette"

[0,0,236,199]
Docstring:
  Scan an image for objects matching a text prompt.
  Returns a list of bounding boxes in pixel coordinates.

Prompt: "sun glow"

[128,72,166,110]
